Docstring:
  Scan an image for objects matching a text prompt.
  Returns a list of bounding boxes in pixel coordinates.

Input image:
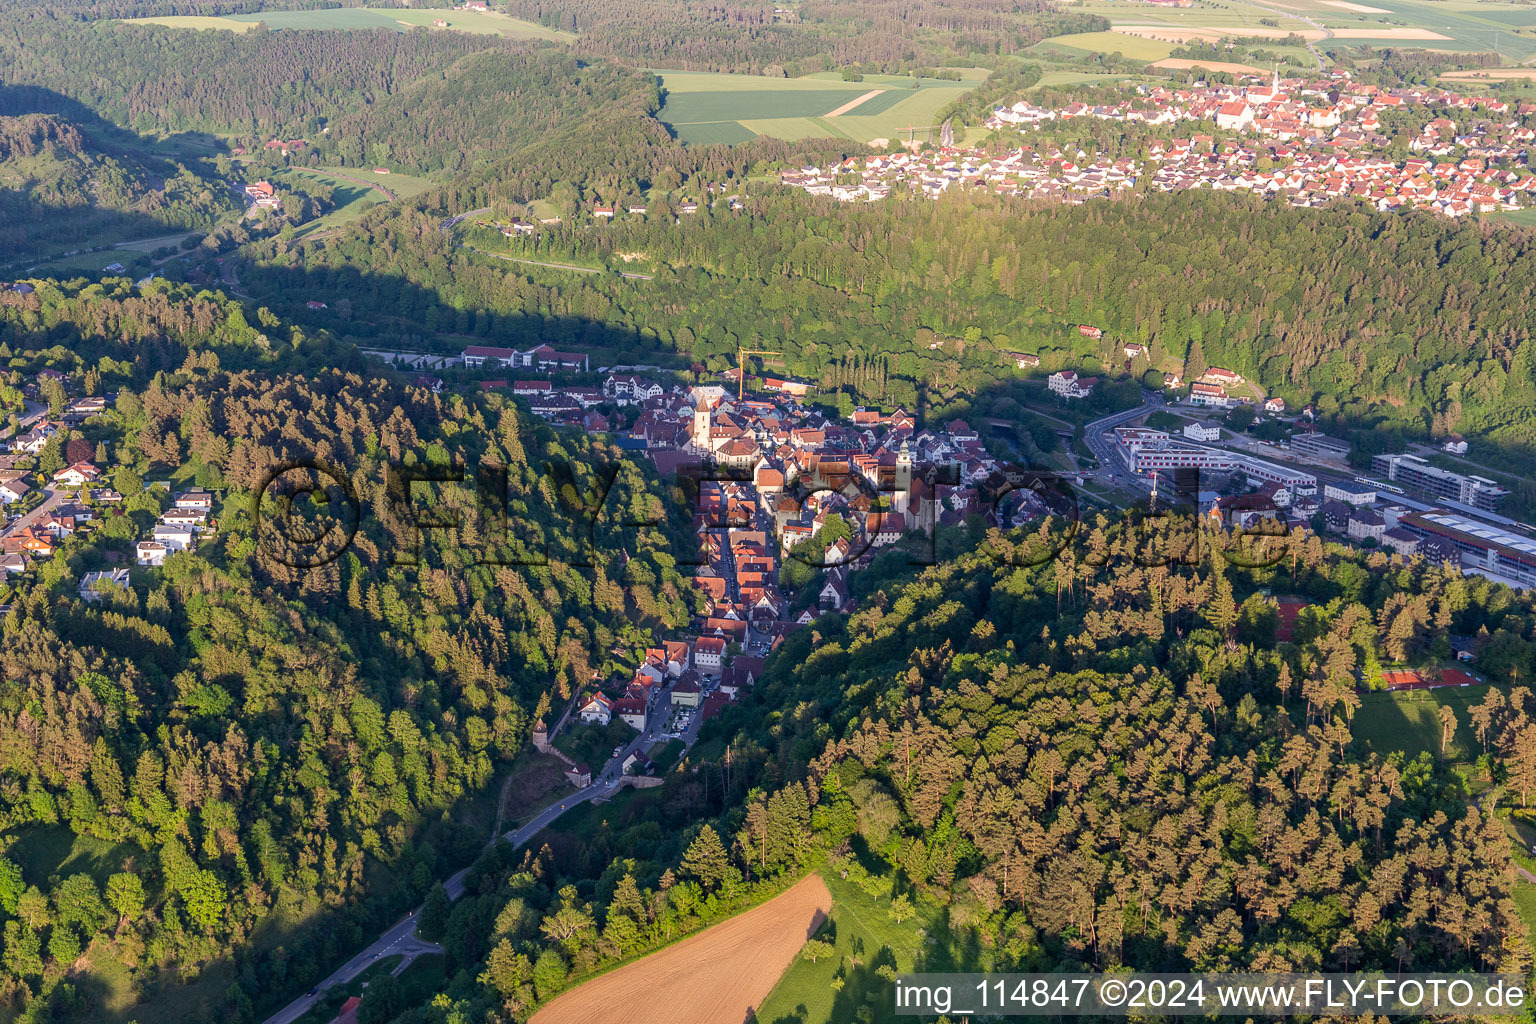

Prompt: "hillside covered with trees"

[0,279,698,1022]
[339,520,1536,1023]
[0,113,240,259]
[259,187,1536,487]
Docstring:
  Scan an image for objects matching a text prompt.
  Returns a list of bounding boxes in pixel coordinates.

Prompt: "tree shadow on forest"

[0,84,228,164]
[236,259,672,361]
[20,788,521,1024]
[0,195,216,277]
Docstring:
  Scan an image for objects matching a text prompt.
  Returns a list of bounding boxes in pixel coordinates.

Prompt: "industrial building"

[1290,433,1351,461]
[1370,453,1508,511]
[1400,511,1536,589]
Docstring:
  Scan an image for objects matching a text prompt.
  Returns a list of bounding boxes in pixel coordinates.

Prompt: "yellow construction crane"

[735,347,783,400]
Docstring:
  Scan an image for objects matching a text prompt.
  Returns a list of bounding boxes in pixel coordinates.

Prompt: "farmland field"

[1032,29,1176,60]
[656,71,981,144]
[1056,0,1536,60]
[125,7,574,40]
[1151,57,1270,75]
[528,873,832,1024]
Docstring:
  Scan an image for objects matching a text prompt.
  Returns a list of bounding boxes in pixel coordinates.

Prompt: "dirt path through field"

[826,90,885,117]
[530,873,833,1024]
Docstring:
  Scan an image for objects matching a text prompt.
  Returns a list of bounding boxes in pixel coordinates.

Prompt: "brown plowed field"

[530,873,833,1024]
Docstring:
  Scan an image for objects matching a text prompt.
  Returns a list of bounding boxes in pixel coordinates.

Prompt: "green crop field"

[1032,30,1176,61]
[657,71,981,144]
[1057,0,1536,61]
[125,7,574,40]
[661,89,880,124]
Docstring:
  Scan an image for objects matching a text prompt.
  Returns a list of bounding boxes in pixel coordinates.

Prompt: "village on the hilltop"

[782,71,1534,218]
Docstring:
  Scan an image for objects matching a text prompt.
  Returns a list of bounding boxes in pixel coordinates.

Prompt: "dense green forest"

[0,280,699,1022]
[507,0,1103,75]
[4,5,1536,1023]
[0,21,531,138]
[319,51,661,176]
[332,522,1536,1024]
[253,188,1536,484]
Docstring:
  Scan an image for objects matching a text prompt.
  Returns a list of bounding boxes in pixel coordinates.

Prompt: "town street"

[2,486,63,538]
[1082,392,1165,487]
[0,400,61,539]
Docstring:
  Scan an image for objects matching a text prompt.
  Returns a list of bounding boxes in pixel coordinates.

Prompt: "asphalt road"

[1082,393,1165,488]
[261,680,685,1024]
[0,401,60,539]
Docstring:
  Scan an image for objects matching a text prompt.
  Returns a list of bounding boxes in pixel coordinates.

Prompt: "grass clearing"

[1352,680,1502,765]
[755,867,935,1024]
[1496,207,1536,228]
[1513,882,1536,952]
[5,825,138,887]
[21,247,157,278]
[285,166,434,235]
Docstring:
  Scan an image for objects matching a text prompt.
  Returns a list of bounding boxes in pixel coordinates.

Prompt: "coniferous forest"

[2,2,1536,1023]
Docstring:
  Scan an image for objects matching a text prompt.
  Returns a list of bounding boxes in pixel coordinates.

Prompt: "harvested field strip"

[529,873,832,1024]
[826,89,886,116]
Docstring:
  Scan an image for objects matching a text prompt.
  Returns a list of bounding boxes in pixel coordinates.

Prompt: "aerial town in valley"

[436,339,1536,684]
[781,72,1535,218]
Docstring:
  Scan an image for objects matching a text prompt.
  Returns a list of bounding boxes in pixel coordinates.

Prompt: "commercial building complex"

[1400,511,1536,589]
[1370,453,1508,511]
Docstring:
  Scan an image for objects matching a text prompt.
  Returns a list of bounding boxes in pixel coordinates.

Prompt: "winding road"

[1250,0,1333,69]
[260,678,688,1024]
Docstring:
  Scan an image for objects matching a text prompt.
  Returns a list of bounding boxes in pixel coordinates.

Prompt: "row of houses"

[461,344,590,373]
[784,75,1532,218]
[137,490,214,566]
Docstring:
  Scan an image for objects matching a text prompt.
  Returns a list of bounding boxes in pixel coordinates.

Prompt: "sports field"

[285,166,435,235]
[656,71,983,145]
[1352,679,1500,765]
[126,7,574,40]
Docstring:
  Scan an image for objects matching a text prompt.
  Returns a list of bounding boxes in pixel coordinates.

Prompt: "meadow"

[656,71,983,145]
[1030,29,1176,61]
[1350,679,1501,765]
[754,867,934,1024]
[126,7,574,40]
[1055,0,1536,61]
[284,166,435,236]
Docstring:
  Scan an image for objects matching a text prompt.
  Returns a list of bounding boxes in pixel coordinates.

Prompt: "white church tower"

[692,393,712,452]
